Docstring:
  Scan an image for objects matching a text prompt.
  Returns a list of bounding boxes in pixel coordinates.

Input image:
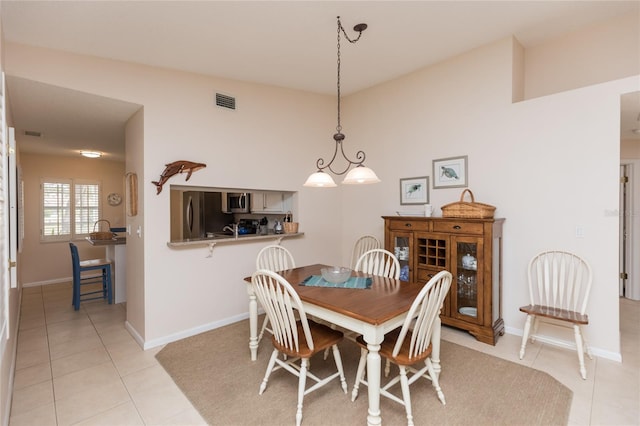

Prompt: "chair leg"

[426,358,446,405]
[384,359,392,377]
[351,347,368,402]
[519,314,533,359]
[106,266,113,304]
[331,344,348,394]
[399,365,414,426]
[259,349,279,395]
[258,316,270,343]
[574,324,587,380]
[296,358,308,426]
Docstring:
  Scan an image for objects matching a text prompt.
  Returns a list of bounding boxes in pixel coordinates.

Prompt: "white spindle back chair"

[351,271,453,426]
[255,244,296,343]
[350,235,381,269]
[251,270,348,426]
[354,248,400,280]
[519,250,593,379]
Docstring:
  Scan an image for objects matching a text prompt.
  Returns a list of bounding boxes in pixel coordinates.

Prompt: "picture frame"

[433,155,468,188]
[400,176,429,205]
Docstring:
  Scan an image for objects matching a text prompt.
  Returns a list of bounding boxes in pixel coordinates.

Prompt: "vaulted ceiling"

[2,1,638,160]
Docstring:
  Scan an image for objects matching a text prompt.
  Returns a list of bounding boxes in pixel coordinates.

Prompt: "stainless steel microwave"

[224,192,250,213]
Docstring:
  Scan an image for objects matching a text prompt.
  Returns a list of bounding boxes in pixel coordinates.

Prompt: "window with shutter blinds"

[41,179,101,241]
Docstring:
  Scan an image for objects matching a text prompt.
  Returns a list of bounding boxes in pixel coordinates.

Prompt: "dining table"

[242,263,442,426]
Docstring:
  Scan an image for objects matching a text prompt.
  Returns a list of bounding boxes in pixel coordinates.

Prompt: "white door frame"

[621,159,640,300]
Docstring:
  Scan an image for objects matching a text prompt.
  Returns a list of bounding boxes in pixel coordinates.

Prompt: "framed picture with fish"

[433,155,468,189]
[400,176,429,205]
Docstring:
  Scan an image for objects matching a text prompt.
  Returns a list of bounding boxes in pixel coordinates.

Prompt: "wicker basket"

[283,211,298,234]
[441,189,496,219]
[90,219,114,240]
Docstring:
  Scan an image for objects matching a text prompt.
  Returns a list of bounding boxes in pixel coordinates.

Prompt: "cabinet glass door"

[454,238,482,322]
[392,233,411,281]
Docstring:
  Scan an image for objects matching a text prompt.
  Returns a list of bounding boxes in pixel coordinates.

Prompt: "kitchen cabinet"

[383,216,505,345]
[251,191,292,214]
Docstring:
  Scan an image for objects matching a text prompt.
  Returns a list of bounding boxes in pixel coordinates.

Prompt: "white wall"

[342,36,635,359]
[5,27,638,358]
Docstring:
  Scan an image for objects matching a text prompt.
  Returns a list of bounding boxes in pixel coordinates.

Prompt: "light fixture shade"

[342,166,381,185]
[80,150,102,158]
[303,171,337,187]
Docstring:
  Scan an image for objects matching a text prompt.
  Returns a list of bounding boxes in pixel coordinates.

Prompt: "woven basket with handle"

[283,211,299,234]
[90,219,114,240]
[441,189,496,219]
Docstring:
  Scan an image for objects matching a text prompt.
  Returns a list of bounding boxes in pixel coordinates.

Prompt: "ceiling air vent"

[215,93,236,110]
[24,130,42,137]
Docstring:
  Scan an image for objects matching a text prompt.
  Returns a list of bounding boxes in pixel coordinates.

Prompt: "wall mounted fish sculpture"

[152,161,206,194]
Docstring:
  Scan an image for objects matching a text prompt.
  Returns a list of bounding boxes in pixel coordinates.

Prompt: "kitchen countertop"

[167,232,304,248]
[86,236,127,246]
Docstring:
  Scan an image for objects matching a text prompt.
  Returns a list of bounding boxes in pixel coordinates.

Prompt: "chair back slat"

[350,235,381,269]
[354,249,400,279]
[256,245,296,272]
[392,271,452,359]
[251,269,313,352]
[528,250,592,314]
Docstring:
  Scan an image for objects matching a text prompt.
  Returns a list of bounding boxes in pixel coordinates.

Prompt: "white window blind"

[41,179,101,241]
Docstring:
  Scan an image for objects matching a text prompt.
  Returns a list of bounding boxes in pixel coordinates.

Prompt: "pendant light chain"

[304,16,380,186]
[336,17,365,134]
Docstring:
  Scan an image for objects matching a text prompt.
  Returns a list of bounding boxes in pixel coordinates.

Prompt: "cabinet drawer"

[433,221,484,235]
[387,220,429,231]
[416,268,443,282]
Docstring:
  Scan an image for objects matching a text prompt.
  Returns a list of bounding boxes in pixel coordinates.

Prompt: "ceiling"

[1,1,639,161]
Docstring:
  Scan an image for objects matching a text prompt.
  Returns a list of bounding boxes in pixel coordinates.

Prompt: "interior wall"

[124,108,145,340]
[18,153,125,285]
[342,35,635,358]
[524,13,639,100]
[4,42,342,346]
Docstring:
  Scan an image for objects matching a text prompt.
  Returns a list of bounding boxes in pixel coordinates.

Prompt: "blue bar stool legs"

[69,243,113,311]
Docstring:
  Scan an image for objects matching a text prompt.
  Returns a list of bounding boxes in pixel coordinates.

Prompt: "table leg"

[431,317,442,378]
[366,342,382,426]
[247,286,259,361]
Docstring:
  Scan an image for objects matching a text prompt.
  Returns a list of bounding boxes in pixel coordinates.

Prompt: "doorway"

[620,160,640,301]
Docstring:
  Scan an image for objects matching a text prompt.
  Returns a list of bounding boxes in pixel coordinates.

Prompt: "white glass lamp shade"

[80,150,102,158]
[342,165,381,185]
[303,171,337,187]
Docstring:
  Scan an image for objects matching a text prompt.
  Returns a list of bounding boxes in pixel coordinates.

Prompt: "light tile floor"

[9,282,640,425]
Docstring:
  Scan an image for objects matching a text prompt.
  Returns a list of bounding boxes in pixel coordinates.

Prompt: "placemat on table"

[300,275,372,289]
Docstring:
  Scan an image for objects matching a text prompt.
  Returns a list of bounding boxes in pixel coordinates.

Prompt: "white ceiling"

[1,1,639,161]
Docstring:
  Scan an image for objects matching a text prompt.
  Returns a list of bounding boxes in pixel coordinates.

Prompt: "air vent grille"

[24,130,42,137]
[216,93,236,110]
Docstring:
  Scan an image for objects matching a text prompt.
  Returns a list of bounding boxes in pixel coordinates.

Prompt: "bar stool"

[69,242,113,310]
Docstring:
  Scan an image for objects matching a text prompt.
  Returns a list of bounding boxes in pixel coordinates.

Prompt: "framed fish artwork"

[433,155,468,189]
[400,176,429,205]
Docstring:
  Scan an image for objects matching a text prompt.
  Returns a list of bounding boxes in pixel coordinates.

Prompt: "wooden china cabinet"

[383,216,505,345]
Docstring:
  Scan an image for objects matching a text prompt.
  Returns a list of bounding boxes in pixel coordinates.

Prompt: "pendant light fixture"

[304,16,380,187]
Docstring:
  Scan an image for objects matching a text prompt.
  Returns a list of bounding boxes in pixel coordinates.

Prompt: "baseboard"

[504,326,622,362]
[2,288,22,426]
[22,277,71,288]
[140,312,250,350]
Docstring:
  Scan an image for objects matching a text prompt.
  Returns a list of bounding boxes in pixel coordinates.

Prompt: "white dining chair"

[255,244,296,343]
[333,248,401,363]
[351,270,452,426]
[350,235,381,270]
[354,248,401,280]
[519,250,593,379]
[251,269,348,426]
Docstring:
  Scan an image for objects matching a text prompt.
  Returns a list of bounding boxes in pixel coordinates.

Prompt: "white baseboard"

[134,312,251,351]
[504,326,622,362]
[22,277,71,288]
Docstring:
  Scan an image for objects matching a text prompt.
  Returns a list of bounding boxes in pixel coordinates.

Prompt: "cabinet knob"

[453,225,461,229]
[405,223,412,227]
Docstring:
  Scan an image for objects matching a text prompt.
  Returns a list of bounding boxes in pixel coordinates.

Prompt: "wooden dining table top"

[244,263,425,326]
